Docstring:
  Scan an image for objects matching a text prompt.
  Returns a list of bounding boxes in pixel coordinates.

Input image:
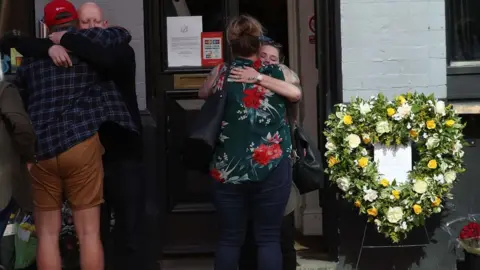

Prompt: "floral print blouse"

[210,57,292,184]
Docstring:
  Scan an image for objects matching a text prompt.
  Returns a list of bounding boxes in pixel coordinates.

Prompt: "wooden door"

[154,0,235,254]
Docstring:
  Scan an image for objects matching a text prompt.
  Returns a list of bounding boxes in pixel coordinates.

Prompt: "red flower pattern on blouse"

[252,59,263,70]
[242,87,266,109]
[252,143,283,166]
[210,168,225,183]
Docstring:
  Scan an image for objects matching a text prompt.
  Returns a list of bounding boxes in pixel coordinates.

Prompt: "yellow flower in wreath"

[328,156,339,168]
[354,200,361,208]
[343,115,353,125]
[392,190,400,200]
[432,197,441,207]
[409,129,418,138]
[427,159,437,169]
[426,120,436,129]
[397,95,407,104]
[413,204,423,215]
[380,178,389,187]
[387,108,396,117]
[445,120,455,128]
[358,157,369,168]
[367,207,378,217]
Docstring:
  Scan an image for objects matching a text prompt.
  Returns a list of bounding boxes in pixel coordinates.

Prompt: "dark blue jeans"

[212,158,292,270]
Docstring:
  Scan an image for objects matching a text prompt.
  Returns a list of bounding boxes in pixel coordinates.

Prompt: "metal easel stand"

[355,221,431,269]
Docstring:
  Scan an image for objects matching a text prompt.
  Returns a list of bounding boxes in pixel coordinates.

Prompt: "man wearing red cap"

[3,2,149,270]
[10,1,137,270]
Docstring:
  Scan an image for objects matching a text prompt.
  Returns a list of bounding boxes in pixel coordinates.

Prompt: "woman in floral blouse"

[202,15,301,270]
[234,39,301,270]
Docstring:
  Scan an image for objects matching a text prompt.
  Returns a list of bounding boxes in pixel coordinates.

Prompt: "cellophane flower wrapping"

[442,214,480,256]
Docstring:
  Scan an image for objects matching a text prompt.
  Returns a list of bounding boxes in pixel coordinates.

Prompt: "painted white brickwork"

[340,0,447,102]
[35,0,147,110]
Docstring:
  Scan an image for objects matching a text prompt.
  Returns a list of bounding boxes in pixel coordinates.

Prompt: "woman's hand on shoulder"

[229,66,260,84]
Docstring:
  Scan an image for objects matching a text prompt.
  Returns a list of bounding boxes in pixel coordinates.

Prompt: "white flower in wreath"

[400,221,408,230]
[453,141,463,154]
[426,135,440,149]
[363,189,378,202]
[386,207,404,224]
[336,177,350,192]
[440,162,448,172]
[433,174,445,184]
[413,180,428,194]
[435,100,446,116]
[393,103,412,120]
[444,171,457,184]
[359,102,372,115]
[376,121,391,134]
[325,141,336,151]
[346,134,361,149]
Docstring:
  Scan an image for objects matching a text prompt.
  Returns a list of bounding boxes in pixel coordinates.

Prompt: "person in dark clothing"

[3,3,146,269]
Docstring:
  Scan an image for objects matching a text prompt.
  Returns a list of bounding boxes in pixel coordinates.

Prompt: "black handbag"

[287,103,325,194]
[183,65,230,172]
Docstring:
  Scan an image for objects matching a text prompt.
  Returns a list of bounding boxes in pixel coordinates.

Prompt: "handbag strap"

[286,102,300,161]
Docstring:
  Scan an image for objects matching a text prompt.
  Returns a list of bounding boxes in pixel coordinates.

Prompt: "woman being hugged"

[208,15,301,270]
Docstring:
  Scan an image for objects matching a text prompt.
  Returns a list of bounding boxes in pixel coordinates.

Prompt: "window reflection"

[450,0,480,62]
[164,0,224,33]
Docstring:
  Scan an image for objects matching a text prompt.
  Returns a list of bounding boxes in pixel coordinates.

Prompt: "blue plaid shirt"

[15,27,138,160]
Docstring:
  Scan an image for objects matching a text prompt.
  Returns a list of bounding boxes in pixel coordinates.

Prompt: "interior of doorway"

[239,0,290,66]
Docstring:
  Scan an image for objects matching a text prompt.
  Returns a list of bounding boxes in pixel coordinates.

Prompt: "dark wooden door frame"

[315,0,342,262]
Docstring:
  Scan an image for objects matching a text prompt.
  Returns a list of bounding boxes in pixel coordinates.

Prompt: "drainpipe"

[316,0,342,262]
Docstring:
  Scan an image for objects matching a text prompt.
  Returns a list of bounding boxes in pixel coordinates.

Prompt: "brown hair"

[49,18,78,33]
[227,15,264,57]
[261,40,285,63]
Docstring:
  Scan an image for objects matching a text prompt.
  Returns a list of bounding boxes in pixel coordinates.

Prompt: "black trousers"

[239,212,297,270]
[101,159,146,270]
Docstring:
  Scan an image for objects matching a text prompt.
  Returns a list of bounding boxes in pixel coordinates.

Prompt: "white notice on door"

[167,16,203,67]
[373,143,412,185]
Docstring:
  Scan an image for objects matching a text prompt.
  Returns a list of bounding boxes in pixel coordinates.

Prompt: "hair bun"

[227,15,263,41]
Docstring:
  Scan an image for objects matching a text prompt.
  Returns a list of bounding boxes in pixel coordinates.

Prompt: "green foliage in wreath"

[324,93,466,242]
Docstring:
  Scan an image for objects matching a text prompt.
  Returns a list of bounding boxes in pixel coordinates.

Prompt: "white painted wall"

[34,0,147,110]
[340,0,447,102]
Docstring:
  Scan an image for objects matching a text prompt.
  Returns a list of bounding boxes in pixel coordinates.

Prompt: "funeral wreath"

[324,93,466,242]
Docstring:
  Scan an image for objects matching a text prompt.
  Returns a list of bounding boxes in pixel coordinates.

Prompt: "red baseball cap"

[44,0,78,27]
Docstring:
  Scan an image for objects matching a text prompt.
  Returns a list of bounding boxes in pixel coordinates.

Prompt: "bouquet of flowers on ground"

[459,221,480,254]
[443,215,480,269]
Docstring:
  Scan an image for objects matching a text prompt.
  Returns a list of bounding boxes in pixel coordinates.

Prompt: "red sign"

[201,32,223,67]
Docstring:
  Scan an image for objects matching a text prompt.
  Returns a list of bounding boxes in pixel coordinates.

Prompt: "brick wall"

[340,0,446,102]
[34,0,147,110]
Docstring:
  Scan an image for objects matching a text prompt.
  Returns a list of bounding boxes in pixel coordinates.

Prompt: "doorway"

[149,0,334,256]
[238,0,289,65]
